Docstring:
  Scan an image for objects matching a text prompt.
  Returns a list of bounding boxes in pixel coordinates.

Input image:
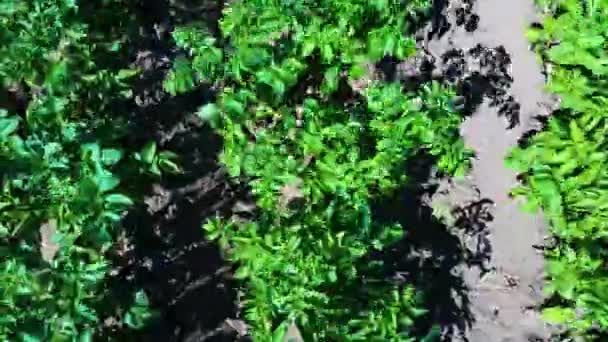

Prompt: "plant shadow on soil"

[371,155,494,341]
[380,0,521,130]
[116,134,250,342]
[100,1,250,341]
[380,42,521,130]
[373,1,524,338]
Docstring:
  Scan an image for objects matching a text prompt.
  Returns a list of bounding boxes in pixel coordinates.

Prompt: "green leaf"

[108,39,122,52]
[541,307,576,324]
[301,40,316,57]
[158,158,182,174]
[327,269,338,282]
[79,329,93,342]
[163,56,196,96]
[105,194,134,206]
[134,290,150,306]
[79,177,100,202]
[141,142,157,164]
[321,44,334,62]
[349,63,367,79]
[224,98,245,116]
[101,148,123,165]
[0,117,19,138]
[322,66,340,94]
[420,325,441,342]
[368,35,385,61]
[97,175,120,193]
[124,303,156,329]
[45,61,68,89]
[82,143,102,162]
[234,266,250,280]
[271,322,288,342]
[102,212,122,222]
[18,333,41,342]
[526,27,543,43]
[197,103,220,123]
[117,68,140,80]
[569,120,585,143]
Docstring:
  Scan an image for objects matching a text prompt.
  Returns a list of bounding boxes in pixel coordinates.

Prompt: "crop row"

[506,0,608,338]
[0,1,168,340]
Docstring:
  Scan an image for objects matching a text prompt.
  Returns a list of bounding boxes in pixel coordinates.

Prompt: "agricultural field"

[0,0,606,341]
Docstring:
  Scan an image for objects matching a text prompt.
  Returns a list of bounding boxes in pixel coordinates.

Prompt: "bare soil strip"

[426,0,556,340]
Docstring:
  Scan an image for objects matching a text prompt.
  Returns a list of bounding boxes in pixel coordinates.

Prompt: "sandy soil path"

[426,0,556,340]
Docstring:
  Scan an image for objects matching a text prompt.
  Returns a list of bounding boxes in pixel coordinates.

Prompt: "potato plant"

[166,0,471,340]
[0,1,157,340]
[506,0,608,338]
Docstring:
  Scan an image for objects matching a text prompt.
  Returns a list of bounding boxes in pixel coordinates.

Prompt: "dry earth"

[425,0,557,341]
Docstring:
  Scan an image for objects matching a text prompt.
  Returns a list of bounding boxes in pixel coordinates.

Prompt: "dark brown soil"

[102,1,250,341]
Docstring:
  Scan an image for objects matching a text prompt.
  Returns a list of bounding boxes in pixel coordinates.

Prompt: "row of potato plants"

[0,1,168,340]
[165,0,471,340]
[506,0,608,338]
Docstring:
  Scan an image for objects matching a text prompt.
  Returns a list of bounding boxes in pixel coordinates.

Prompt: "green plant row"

[0,1,170,340]
[166,0,471,340]
[506,0,608,338]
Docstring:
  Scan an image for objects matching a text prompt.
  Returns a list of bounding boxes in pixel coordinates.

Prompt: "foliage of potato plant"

[0,1,159,340]
[166,0,471,340]
[506,0,608,338]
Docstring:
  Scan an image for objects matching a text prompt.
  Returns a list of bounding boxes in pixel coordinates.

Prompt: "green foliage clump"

[167,0,471,340]
[0,1,157,340]
[507,0,608,338]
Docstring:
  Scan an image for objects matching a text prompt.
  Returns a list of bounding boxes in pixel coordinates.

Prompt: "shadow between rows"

[100,1,249,341]
[371,155,494,341]
[117,132,249,342]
